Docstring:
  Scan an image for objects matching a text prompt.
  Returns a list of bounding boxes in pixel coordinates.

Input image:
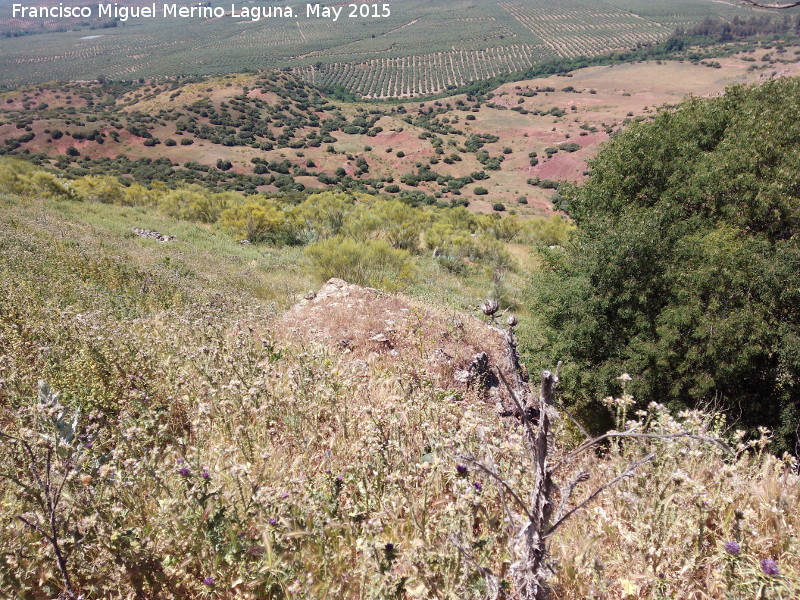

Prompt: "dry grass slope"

[0,174,798,599]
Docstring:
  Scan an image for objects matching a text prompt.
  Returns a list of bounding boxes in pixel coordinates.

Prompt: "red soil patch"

[489,94,526,109]
[515,129,566,144]
[570,132,606,148]
[372,129,420,149]
[529,152,587,181]
[246,89,283,104]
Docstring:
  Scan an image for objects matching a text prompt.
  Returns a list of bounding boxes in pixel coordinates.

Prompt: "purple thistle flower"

[724,541,741,556]
[383,542,397,560]
[202,576,215,586]
[473,481,483,491]
[761,558,779,576]
[201,470,210,480]
[178,467,190,477]
[456,464,468,477]
[269,517,278,526]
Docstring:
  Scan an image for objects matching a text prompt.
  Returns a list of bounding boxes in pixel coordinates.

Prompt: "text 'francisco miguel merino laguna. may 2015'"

[10,2,392,22]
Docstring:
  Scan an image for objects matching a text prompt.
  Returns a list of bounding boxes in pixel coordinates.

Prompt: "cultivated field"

[0,0,754,96]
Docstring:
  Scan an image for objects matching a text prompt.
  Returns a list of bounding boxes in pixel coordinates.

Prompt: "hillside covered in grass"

[0,74,800,600]
[0,167,798,600]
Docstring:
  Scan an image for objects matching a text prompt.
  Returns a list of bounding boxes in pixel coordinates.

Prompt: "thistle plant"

[458,302,737,600]
[0,381,87,599]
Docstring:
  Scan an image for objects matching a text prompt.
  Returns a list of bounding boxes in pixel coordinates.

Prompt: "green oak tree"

[531,78,800,452]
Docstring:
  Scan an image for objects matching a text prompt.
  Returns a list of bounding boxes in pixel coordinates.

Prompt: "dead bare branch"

[513,369,558,600]
[461,456,535,521]
[450,534,502,600]
[551,430,734,474]
[496,369,538,453]
[552,470,590,524]
[547,452,656,537]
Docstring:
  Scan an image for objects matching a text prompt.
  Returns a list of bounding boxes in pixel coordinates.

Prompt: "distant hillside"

[3,42,800,211]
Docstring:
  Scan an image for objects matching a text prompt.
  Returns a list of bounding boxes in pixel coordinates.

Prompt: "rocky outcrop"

[132,228,175,242]
[279,278,526,411]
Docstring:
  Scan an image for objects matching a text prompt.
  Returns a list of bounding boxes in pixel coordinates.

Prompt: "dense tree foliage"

[532,77,800,452]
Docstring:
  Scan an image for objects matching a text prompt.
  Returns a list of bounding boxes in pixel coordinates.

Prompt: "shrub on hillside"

[219,201,285,243]
[424,221,512,270]
[71,175,125,204]
[343,199,428,251]
[476,213,523,242]
[526,214,575,246]
[0,159,77,200]
[159,188,230,224]
[291,191,356,243]
[305,236,414,290]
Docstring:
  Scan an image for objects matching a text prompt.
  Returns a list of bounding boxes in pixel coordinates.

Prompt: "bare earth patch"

[279,278,523,410]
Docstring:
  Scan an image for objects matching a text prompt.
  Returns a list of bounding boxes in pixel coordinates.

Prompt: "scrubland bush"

[290,191,356,243]
[159,187,231,223]
[533,77,800,451]
[305,236,414,289]
[219,201,286,243]
[121,182,158,207]
[0,159,77,200]
[343,199,428,251]
[524,214,575,246]
[477,213,523,242]
[70,174,125,204]
[424,222,512,269]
